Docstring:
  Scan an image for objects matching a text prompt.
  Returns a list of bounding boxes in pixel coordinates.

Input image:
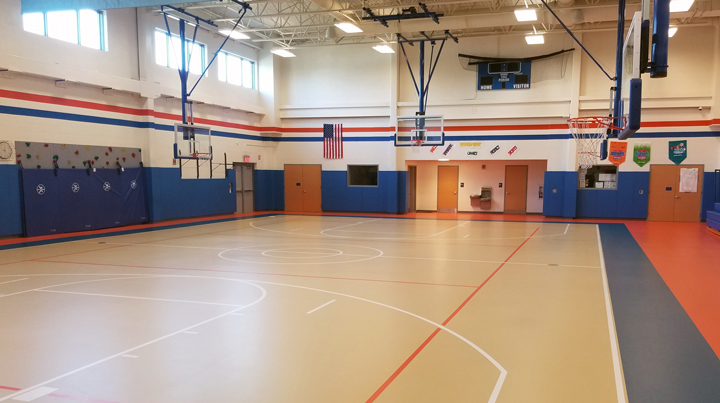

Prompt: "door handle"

[675,196,679,199]
[453,191,457,195]
[304,190,307,193]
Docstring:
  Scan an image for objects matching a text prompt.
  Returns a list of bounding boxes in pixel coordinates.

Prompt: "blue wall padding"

[254,169,284,211]
[542,171,577,218]
[21,168,148,237]
[576,172,649,219]
[145,167,235,222]
[321,171,407,214]
[0,165,23,236]
[700,172,716,221]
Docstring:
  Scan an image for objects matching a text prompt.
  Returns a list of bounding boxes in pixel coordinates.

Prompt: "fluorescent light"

[668,27,678,37]
[438,159,450,161]
[334,22,363,33]
[525,35,544,45]
[372,44,395,53]
[670,0,694,12]
[514,9,537,22]
[271,48,296,57]
[219,29,249,40]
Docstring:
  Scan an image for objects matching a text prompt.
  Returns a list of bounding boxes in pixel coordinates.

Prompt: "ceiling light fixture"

[514,9,537,21]
[219,29,250,40]
[372,44,395,53]
[668,26,678,37]
[438,159,450,162]
[334,22,363,33]
[271,48,296,58]
[669,0,694,12]
[525,35,544,45]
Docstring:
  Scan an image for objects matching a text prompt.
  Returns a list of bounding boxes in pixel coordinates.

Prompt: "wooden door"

[302,165,322,212]
[504,165,528,214]
[648,165,704,222]
[648,165,677,221]
[284,165,304,212]
[437,166,459,213]
[673,165,703,222]
[408,166,417,213]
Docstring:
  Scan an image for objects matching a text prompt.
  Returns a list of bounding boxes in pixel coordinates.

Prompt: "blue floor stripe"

[600,224,720,402]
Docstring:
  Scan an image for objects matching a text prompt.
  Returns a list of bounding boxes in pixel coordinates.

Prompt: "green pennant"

[633,144,651,167]
[669,140,687,165]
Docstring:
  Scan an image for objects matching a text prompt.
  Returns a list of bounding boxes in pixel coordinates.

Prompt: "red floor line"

[34,259,478,288]
[365,227,540,403]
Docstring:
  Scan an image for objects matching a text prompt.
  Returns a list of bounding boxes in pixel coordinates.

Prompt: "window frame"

[347,165,380,187]
[154,29,207,76]
[22,10,106,51]
[217,50,256,89]
[578,165,619,190]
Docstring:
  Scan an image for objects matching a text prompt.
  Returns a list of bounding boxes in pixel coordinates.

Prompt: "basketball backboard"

[174,123,212,160]
[395,115,445,147]
[618,11,647,140]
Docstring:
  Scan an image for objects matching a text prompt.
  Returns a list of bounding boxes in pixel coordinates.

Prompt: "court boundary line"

[596,225,628,403]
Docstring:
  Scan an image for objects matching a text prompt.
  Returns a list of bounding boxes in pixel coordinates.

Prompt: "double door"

[234,163,254,213]
[648,164,704,222]
[284,165,322,212]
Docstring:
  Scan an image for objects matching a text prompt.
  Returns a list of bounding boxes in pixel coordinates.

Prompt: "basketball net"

[568,116,626,169]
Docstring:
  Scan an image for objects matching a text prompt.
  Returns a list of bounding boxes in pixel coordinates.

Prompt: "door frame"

[504,165,528,214]
[437,165,459,213]
[233,162,256,213]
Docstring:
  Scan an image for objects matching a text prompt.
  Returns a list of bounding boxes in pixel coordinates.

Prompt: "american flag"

[323,123,343,159]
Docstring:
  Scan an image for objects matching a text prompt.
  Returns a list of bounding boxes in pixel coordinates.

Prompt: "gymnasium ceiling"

[163,0,716,49]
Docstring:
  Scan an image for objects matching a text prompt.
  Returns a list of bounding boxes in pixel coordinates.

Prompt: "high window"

[218,51,255,89]
[154,30,205,75]
[22,10,106,50]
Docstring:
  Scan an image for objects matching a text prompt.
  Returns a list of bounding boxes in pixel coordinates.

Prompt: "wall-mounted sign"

[430,146,438,153]
[460,142,483,147]
[508,146,518,156]
[490,145,500,154]
[478,61,532,91]
[467,151,478,156]
[443,144,454,155]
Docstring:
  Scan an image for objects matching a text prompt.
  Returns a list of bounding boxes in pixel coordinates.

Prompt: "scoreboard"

[477,61,532,91]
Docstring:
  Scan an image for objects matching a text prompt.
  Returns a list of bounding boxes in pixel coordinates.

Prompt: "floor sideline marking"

[365,227,540,403]
[307,299,336,314]
[0,278,28,286]
[33,289,245,308]
[9,386,57,402]
[596,225,628,403]
[0,281,267,403]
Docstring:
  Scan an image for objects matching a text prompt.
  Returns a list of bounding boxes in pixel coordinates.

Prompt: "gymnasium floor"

[1,214,719,403]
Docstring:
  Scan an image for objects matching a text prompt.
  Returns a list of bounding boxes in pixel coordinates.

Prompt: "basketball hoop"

[568,116,626,169]
[410,139,423,147]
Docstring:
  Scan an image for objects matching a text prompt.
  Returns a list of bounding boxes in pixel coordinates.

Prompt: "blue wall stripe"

[3,104,720,142]
[600,224,720,402]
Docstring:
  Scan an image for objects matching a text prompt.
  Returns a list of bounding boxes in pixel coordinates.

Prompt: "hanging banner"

[633,143,651,167]
[608,141,627,166]
[669,140,687,165]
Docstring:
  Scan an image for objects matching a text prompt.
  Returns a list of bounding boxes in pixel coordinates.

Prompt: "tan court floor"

[0,216,624,403]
